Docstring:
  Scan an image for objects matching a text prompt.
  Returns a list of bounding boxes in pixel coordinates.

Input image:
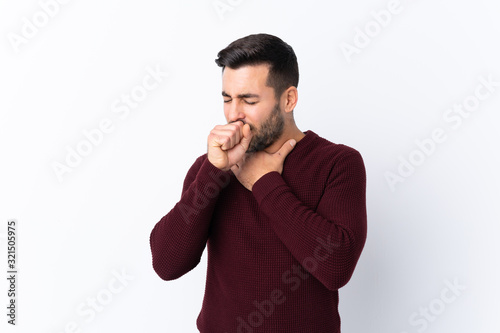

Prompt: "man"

[150,33,367,332]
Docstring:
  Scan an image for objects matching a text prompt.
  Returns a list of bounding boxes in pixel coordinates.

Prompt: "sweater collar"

[290,130,317,154]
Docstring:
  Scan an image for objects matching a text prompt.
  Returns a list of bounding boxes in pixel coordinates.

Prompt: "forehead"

[222,64,273,95]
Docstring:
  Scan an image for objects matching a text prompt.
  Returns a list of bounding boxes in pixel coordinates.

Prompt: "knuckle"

[227,124,238,132]
[208,132,217,141]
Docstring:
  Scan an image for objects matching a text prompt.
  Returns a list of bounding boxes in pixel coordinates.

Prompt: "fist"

[207,121,253,171]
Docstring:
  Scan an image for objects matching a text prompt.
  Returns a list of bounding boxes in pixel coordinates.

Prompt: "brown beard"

[245,102,285,153]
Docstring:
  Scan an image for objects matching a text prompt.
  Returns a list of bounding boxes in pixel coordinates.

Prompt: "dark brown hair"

[215,33,299,99]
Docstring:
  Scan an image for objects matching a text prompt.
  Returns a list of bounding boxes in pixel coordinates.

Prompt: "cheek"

[242,110,258,128]
[248,105,271,125]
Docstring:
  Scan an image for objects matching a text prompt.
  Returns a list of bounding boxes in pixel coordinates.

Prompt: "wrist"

[207,155,227,171]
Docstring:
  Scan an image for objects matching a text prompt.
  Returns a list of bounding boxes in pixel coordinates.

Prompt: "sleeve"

[251,150,367,291]
[149,155,231,281]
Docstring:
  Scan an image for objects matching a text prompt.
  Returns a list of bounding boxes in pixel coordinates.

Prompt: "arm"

[252,150,367,291]
[150,121,252,281]
[149,155,230,280]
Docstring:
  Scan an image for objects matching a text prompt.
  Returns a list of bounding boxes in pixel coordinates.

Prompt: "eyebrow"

[222,91,260,99]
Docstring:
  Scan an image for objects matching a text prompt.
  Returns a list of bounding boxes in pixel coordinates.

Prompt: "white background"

[1,0,499,332]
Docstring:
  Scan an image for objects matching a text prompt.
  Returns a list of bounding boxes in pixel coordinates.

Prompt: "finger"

[229,120,244,128]
[275,139,296,160]
[226,121,244,142]
[224,122,243,148]
[214,121,243,131]
[226,127,252,167]
[208,130,232,150]
[227,124,252,159]
[238,123,253,152]
[210,128,241,151]
[230,164,240,175]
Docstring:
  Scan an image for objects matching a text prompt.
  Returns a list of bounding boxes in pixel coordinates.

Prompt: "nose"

[226,100,245,124]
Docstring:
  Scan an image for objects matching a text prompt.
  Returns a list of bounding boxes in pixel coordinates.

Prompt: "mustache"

[229,120,256,131]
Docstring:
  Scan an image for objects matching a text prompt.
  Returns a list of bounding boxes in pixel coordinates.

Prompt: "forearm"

[252,152,367,291]
[150,158,230,280]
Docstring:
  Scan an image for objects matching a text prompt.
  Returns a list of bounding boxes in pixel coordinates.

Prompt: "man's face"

[222,64,285,153]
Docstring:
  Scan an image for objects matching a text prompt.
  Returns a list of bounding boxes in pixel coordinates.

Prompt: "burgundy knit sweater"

[150,130,367,333]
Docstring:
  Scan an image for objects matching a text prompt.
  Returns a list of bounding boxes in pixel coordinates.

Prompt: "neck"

[264,123,305,154]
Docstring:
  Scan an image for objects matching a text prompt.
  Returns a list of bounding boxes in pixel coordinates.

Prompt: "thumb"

[276,139,296,160]
[238,123,253,151]
[227,124,253,164]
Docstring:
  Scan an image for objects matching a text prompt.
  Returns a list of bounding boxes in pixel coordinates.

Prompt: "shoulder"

[303,130,364,166]
[307,132,366,187]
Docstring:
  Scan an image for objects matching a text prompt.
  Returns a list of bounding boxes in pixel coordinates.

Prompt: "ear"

[282,86,298,114]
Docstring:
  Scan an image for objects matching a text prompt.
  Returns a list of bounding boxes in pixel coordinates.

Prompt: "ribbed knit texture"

[150,130,367,333]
